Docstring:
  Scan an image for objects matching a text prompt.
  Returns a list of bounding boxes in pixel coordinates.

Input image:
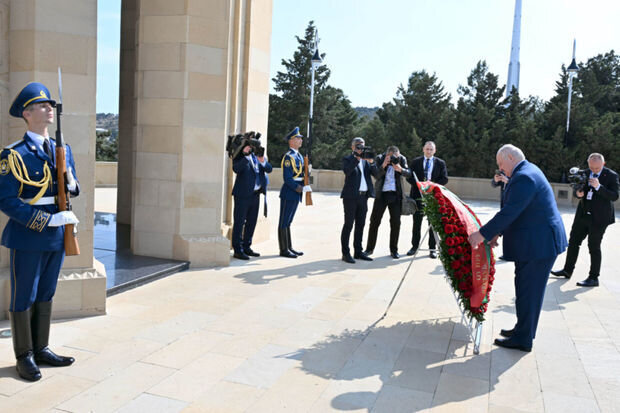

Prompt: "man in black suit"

[407,141,449,258]
[231,144,272,260]
[551,153,619,287]
[365,146,412,259]
[340,138,379,263]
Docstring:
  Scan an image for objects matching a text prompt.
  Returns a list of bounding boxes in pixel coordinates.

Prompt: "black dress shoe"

[279,250,297,258]
[245,248,260,257]
[233,251,250,260]
[390,251,400,259]
[354,252,373,261]
[551,269,572,279]
[429,251,438,259]
[494,338,531,352]
[500,328,514,338]
[342,255,356,264]
[16,352,41,381]
[289,248,304,256]
[34,347,75,367]
[363,249,373,256]
[577,278,599,287]
[406,247,417,256]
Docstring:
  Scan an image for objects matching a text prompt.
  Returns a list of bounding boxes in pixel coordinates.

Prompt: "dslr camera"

[226,131,265,159]
[390,154,400,165]
[567,166,588,192]
[354,143,375,160]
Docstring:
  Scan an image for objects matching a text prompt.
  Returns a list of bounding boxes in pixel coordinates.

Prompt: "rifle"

[55,68,80,256]
[304,120,313,206]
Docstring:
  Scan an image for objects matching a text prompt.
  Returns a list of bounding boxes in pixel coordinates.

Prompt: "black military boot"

[286,227,303,256]
[279,228,296,258]
[9,309,41,381]
[32,301,74,367]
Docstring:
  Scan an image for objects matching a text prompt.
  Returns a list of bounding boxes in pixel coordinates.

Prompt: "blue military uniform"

[1,82,79,381]
[278,127,305,258]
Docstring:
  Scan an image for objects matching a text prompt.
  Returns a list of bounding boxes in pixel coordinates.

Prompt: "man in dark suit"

[551,153,619,287]
[407,141,448,258]
[364,146,412,259]
[340,138,379,263]
[469,144,568,352]
[232,143,272,260]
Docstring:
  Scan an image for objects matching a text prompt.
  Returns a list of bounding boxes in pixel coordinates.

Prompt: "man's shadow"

[283,318,527,411]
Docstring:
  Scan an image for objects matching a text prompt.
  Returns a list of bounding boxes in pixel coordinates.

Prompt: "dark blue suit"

[232,154,272,253]
[279,149,304,229]
[480,160,567,347]
[0,133,80,311]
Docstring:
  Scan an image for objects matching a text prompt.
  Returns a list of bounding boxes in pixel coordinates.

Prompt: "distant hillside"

[354,106,379,119]
[96,113,118,139]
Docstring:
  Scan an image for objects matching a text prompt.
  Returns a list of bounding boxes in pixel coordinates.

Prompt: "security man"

[231,143,272,260]
[278,127,311,258]
[0,83,80,381]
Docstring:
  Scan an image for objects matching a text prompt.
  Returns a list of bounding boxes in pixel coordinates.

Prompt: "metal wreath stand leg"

[373,225,483,355]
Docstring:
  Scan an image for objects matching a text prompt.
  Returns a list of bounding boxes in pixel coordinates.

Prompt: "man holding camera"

[551,153,619,287]
[340,138,379,263]
[231,139,272,260]
[365,146,412,259]
[407,141,449,258]
[278,127,311,258]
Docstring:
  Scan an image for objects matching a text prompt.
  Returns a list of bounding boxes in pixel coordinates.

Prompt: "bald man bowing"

[468,145,567,352]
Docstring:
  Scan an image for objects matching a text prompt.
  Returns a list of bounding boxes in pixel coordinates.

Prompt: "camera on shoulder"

[226,131,265,159]
[355,143,375,160]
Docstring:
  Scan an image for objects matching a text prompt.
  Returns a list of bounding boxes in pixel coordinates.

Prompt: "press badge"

[587,190,593,200]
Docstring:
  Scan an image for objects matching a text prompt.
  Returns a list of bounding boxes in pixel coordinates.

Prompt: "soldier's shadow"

[232,256,408,285]
[283,318,527,412]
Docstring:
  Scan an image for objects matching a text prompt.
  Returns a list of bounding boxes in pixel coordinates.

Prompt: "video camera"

[354,143,375,160]
[226,131,265,159]
[568,166,588,191]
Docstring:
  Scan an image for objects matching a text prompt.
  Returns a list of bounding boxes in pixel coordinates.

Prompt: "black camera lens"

[390,155,399,164]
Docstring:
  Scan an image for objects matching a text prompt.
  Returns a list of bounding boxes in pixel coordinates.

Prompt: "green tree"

[96,129,118,161]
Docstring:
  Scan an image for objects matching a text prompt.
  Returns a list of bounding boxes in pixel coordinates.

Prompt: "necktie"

[43,139,52,159]
[425,159,430,180]
[252,154,260,188]
[592,173,599,178]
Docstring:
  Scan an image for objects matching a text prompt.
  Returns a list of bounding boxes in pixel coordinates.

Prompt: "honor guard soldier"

[278,127,311,258]
[0,83,80,381]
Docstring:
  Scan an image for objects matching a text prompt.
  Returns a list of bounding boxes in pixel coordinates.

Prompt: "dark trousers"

[512,256,556,347]
[366,191,401,253]
[10,249,65,312]
[341,195,368,255]
[563,214,608,278]
[278,199,299,229]
[412,210,436,251]
[232,192,260,253]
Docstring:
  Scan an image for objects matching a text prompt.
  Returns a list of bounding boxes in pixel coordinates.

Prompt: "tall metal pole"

[505,0,522,98]
[308,29,321,163]
[566,39,578,134]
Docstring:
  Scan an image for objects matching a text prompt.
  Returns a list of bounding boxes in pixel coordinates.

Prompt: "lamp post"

[566,39,579,138]
[307,29,322,167]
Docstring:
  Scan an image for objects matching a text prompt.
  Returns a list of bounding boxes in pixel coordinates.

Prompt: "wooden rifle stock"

[304,154,312,205]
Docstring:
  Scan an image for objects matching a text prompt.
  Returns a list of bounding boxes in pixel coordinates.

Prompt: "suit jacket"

[409,156,448,200]
[279,149,305,202]
[340,154,378,199]
[0,133,80,251]
[232,154,272,198]
[480,160,567,262]
[373,153,412,200]
[574,166,619,227]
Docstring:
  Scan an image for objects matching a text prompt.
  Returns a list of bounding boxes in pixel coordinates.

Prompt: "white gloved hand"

[302,185,312,193]
[48,211,79,227]
[66,168,77,192]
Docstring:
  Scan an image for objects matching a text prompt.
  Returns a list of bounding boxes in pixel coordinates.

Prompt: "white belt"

[293,178,303,181]
[20,196,56,205]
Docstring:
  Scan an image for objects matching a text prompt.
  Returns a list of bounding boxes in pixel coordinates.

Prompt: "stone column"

[0,0,105,318]
[130,0,273,267]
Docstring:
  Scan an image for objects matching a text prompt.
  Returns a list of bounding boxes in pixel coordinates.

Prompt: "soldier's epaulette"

[4,139,24,150]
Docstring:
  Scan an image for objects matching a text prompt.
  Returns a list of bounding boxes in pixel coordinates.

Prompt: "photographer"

[364,146,412,259]
[231,135,272,260]
[551,153,619,287]
[340,138,379,263]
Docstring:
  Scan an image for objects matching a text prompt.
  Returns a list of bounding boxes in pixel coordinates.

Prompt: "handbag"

[401,195,417,216]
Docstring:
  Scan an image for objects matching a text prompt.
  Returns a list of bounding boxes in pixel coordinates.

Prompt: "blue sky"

[96,0,620,113]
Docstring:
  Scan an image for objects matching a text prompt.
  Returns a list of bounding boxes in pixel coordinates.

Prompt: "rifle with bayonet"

[56,68,80,256]
[304,123,313,206]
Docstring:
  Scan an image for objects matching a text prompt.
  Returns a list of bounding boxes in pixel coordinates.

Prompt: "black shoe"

[34,347,75,367]
[354,251,373,261]
[494,338,531,352]
[245,248,260,257]
[16,352,41,381]
[577,278,599,287]
[390,251,400,259]
[551,269,572,279]
[500,328,514,338]
[233,251,250,260]
[429,251,438,259]
[498,255,506,260]
[342,254,355,264]
[278,228,297,258]
[279,250,297,258]
[286,228,303,256]
[406,247,417,256]
[363,249,373,256]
